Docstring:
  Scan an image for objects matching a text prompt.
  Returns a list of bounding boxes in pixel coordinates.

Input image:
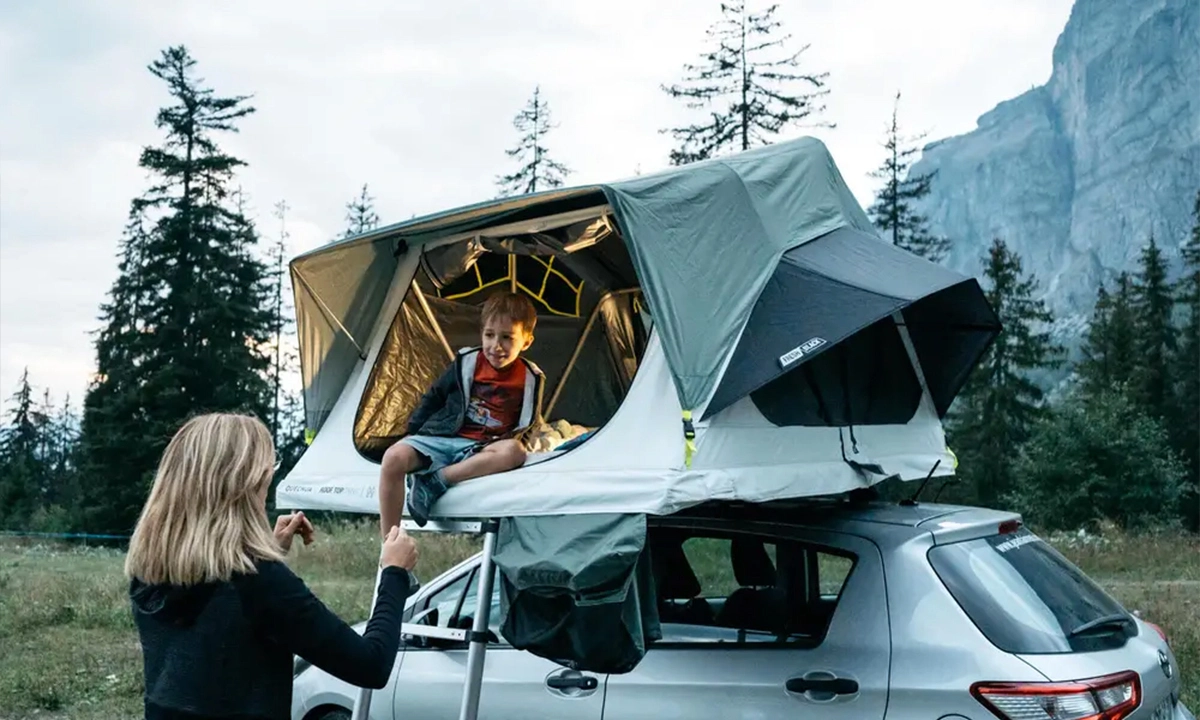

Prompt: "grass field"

[1,520,1196,719]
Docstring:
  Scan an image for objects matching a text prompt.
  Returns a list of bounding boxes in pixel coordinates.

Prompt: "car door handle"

[786,677,858,695]
[547,674,598,690]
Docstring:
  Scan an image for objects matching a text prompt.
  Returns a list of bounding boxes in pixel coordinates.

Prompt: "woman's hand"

[274,511,315,552]
[381,525,418,570]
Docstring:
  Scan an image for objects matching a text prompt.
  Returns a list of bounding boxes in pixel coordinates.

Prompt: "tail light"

[971,671,1141,720]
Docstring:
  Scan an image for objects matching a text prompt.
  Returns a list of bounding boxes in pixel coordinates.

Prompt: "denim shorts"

[399,435,481,473]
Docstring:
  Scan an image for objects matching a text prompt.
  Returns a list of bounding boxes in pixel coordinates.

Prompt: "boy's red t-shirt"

[459,358,528,442]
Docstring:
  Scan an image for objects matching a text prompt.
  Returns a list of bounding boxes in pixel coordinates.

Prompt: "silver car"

[290,500,1194,720]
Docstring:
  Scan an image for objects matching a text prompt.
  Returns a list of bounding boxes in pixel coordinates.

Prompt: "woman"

[126,412,418,720]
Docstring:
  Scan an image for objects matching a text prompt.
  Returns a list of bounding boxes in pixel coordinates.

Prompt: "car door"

[602,525,890,720]
[391,561,606,720]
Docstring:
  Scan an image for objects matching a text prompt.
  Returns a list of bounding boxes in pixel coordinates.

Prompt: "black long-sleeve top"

[130,560,410,720]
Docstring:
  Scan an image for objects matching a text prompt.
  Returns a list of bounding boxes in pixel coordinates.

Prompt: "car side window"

[455,568,504,642]
[414,565,504,645]
[655,529,857,647]
[419,571,473,629]
[681,537,741,598]
[819,553,853,598]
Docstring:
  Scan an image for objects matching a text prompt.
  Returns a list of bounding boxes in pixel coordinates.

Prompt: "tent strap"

[839,344,858,453]
[293,268,368,359]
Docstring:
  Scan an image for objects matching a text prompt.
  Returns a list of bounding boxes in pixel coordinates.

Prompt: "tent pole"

[545,288,641,417]
[891,312,933,399]
[458,520,500,720]
[349,565,385,720]
[293,269,368,358]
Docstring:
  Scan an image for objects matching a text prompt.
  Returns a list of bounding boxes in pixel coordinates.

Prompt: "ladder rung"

[401,519,484,534]
[401,623,468,642]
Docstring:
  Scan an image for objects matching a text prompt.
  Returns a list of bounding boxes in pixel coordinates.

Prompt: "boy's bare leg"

[440,440,526,485]
[378,443,424,537]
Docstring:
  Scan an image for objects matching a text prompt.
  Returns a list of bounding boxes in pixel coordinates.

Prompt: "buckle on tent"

[682,411,696,468]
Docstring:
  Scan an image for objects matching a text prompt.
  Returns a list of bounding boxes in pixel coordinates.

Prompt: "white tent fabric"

[274,254,955,518]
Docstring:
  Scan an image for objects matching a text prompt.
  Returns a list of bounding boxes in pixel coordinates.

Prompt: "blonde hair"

[125,412,283,585]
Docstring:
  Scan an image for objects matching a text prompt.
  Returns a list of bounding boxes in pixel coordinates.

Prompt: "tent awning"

[705,226,999,421]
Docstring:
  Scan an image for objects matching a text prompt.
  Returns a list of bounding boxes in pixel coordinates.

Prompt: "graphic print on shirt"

[459,360,527,442]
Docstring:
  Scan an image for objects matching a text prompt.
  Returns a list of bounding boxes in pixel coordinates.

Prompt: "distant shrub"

[1009,389,1186,532]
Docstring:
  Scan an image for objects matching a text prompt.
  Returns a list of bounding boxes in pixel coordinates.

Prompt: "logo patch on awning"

[778,337,827,368]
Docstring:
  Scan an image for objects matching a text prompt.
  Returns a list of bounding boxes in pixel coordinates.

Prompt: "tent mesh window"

[353,218,647,462]
[437,253,585,318]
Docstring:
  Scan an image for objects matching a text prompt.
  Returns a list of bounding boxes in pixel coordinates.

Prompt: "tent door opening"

[352,208,650,467]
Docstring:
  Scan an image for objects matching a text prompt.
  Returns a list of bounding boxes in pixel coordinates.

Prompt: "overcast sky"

[0,0,1074,415]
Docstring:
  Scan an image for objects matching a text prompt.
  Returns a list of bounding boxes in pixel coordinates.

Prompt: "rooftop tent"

[275,136,1001,519]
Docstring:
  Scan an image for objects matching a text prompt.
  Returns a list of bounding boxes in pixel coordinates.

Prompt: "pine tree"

[950,238,1064,508]
[661,0,832,166]
[867,92,950,262]
[344,183,380,237]
[495,86,570,197]
[43,395,79,512]
[265,199,309,487]
[1130,235,1176,421]
[1173,190,1200,530]
[1076,272,1137,397]
[77,46,273,534]
[267,199,291,438]
[0,370,46,529]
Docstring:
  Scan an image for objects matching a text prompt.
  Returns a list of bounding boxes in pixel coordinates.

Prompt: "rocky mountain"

[911,0,1200,356]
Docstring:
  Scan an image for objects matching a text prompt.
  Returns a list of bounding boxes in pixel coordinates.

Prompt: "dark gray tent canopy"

[704,226,1000,423]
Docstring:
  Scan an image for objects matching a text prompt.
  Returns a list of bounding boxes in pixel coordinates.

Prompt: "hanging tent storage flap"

[704,225,1001,421]
[492,513,660,674]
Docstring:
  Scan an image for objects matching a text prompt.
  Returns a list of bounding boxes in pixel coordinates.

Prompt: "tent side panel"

[291,239,400,433]
[294,272,355,432]
[354,285,456,460]
[749,319,924,427]
[901,280,1001,417]
[704,260,910,418]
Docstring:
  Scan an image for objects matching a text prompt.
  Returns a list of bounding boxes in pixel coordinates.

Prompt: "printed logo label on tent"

[778,337,827,368]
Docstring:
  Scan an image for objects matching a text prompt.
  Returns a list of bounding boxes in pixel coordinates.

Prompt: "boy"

[378,291,544,530]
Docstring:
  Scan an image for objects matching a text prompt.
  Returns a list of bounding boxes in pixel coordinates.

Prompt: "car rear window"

[927,528,1131,654]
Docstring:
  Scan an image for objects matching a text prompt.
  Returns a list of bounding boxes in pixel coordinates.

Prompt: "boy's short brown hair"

[481,291,537,333]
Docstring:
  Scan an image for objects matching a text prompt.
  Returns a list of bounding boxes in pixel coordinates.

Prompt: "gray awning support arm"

[413,281,457,361]
[545,288,642,418]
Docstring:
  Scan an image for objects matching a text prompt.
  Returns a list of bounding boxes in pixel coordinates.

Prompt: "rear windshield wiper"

[1067,613,1134,639]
